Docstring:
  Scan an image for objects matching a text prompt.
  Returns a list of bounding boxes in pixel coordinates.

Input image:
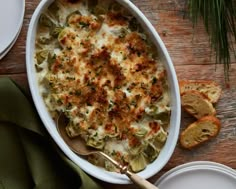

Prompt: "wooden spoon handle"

[98,152,159,189]
[126,171,159,189]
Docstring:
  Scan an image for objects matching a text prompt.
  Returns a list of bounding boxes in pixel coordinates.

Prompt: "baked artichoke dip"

[35,0,171,172]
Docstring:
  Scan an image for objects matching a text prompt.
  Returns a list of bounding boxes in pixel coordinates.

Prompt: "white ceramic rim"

[0,0,25,54]
[26,0,181,184]
[155,161,236,187]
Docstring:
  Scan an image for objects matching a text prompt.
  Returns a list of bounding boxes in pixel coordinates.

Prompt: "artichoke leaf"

[65,122,80,138]
[134,127,147,138]
[48,2,60,20]
[47,52,56,70]
[36,50,49,64]
[66,10,82,25]
[154,112,170,125]
[50,26,65,38]
[86,137,105,150]
[143,142,160,162]
[128,144,143,156]
[39,13,55,27]
[35,64,43,72]
[129,153,147,172]
[37,35,52,44]
[155,127,168,143]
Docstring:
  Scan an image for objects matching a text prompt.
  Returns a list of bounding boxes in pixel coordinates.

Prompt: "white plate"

[0,0,25,54]
[155,161,236,189]
[0,21,23,60]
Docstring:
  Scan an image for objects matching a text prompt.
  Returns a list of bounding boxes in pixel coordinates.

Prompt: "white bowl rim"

[26,0,181,184]
[0,0,25,55]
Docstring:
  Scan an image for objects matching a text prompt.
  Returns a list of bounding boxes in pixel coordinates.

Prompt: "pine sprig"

[188,0,236,82]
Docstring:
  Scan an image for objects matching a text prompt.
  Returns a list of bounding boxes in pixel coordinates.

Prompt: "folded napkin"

[0,77,103,189]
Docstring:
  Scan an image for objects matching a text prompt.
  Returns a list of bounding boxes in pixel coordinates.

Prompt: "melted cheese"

[35,0,170,172]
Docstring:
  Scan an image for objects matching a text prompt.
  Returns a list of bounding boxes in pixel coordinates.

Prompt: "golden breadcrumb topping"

[35,0,170,172]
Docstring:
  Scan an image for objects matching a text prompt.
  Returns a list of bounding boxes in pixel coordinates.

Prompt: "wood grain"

[0,0,236,188]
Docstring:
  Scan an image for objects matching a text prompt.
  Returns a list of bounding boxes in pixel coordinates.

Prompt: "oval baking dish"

[26,0,181,184]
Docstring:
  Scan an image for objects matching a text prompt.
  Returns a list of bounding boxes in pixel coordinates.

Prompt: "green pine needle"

[188,0,236,82]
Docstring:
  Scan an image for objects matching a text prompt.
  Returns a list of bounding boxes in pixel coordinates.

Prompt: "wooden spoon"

[57,114,159,189]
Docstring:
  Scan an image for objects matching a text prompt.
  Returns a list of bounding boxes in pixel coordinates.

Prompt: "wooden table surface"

[1,0,236,188]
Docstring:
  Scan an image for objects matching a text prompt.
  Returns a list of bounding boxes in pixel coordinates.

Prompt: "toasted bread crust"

[181,90,216,119]
[180,116,221,149]
[179,80,222,103]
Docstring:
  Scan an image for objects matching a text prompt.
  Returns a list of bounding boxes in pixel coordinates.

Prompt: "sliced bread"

[180,116,221,149]
[179,80,222,103]
[181,90,216,119]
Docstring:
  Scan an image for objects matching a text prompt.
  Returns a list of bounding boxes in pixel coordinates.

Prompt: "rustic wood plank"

[0,1,236,189]
[176,64,236,86]
[131,0,186,12]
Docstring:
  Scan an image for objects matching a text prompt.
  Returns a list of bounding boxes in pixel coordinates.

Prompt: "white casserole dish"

[26,0,181,184]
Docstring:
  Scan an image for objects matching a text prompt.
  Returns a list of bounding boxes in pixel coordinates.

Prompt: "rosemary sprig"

[187,0,236,82]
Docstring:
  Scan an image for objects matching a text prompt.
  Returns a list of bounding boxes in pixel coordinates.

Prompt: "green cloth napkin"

[0,77,103,189]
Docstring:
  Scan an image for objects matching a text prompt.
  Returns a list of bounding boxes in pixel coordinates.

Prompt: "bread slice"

[180,116,221,149]
[181,90,216,119]
[179,80,222,103]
